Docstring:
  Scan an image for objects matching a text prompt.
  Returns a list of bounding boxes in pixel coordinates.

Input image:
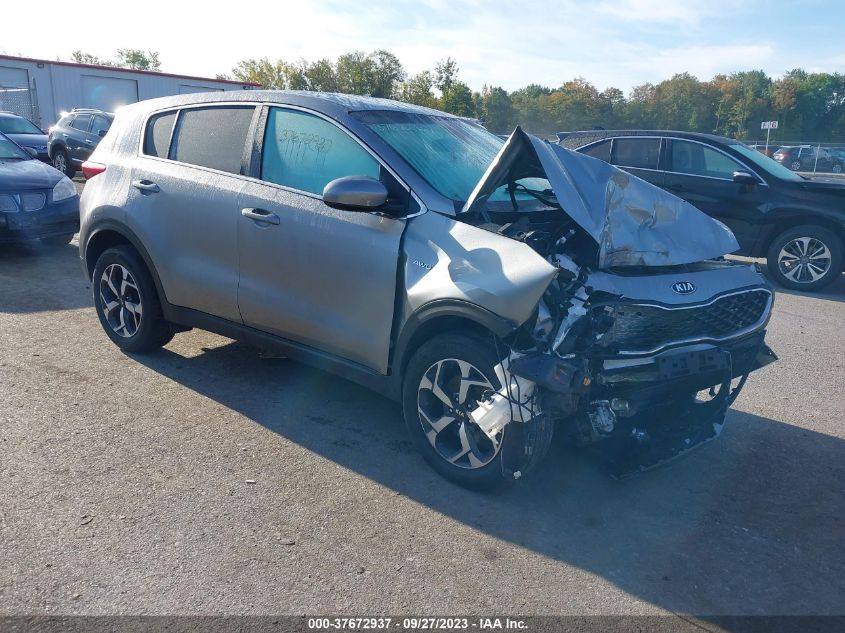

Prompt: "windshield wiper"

[511,183,560,208]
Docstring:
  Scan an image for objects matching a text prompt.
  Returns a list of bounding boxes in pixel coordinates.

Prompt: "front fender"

[400,211,557,327]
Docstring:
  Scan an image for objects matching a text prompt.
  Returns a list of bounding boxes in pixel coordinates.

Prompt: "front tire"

[766,225,843,291]
[403,333,527,489]
[92,246,173,353]
[52,148,75,178]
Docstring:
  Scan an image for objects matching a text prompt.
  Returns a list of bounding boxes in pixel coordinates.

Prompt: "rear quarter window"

[170,106,255,174]
[143,111,178,158]
[581,139,611,162]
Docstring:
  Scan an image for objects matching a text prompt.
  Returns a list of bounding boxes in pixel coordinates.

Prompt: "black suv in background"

[558,130,845,291]
[47,108,113,177]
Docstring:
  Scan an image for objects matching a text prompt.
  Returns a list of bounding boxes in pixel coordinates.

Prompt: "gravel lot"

[0,234,843,618]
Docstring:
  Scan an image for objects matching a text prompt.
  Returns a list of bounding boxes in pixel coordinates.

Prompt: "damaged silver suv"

[79,92,776,487]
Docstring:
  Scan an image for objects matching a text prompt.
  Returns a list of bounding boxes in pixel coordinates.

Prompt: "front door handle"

[241,207,280,225]
[132,179,160,193]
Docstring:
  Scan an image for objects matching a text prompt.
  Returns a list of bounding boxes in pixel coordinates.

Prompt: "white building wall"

[0,56,253,127]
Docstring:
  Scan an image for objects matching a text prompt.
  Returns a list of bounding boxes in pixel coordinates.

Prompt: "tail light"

[81,161,106,180]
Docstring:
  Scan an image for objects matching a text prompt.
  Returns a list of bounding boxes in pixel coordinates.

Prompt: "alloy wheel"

[790,160,802,171]
[416,358,500,469]
[99,263,143,337]
[777,236,832,284]
[53,153,66,173]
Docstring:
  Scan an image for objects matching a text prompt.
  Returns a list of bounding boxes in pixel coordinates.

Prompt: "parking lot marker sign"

[761,121,779,152]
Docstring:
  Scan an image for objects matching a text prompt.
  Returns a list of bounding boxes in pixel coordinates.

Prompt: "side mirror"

[322,176,388,212]
[97,129,107,138]
[23,146,38,158]
[732,170,757,185]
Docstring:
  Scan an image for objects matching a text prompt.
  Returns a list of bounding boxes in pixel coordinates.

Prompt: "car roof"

[557,129,739,147]
[63,109,113,117]
[115,90,459,122]
[0,111,27,119]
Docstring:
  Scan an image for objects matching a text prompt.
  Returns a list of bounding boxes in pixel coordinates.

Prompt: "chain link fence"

[0,81,41,126]
[744,140,845,177]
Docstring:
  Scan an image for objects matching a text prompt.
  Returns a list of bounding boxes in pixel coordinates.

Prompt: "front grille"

[602,289,772,354]
[0,191,47,212]
[21,193,46,211]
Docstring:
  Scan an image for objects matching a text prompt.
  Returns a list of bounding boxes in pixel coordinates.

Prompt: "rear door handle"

[132,179,160,193]
[241,207,280,225]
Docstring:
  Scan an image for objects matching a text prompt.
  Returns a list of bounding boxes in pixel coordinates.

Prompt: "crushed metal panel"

[401,210,558,327]
[462,127,740,268]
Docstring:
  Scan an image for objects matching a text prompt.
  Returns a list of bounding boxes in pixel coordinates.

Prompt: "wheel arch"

[391,300,518,398]
[84,222,169,307]
[757,212,845,261]
[48,142,67,159]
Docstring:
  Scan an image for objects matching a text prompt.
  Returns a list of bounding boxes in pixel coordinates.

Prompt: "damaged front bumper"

[495,331,776,479]
[583,332,776,477]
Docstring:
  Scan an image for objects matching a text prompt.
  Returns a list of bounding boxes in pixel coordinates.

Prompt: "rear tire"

[402,332,529,489]
[766,225,843,291]
[92,246,173,353]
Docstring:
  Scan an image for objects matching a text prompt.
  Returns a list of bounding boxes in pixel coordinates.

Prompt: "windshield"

[353,110,508,202]
[0,116,42,135]
[730,143,803,181]
[0,135,30,160]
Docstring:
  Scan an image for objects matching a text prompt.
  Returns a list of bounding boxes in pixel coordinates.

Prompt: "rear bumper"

[0,196,80,243]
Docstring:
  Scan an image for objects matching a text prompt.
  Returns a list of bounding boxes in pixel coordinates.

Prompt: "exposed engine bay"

[445,128,778,479]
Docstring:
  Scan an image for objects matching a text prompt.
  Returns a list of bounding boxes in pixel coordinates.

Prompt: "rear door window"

[70,114,92,132]
[260,107,379,195]
[143,111,178,158]
[171,106,255,174]
[611,137,661,170]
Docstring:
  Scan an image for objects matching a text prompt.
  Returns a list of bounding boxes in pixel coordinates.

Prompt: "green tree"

[70,51,113,66]
[368,50,406,98]
[336,51,375,95]
[434,57,459,94]
[399,71,437,108]
[232,58,288,88]
[115,49,161,71]
[441,81,475,117]
[305,59,339,92]
[480,85,514,132]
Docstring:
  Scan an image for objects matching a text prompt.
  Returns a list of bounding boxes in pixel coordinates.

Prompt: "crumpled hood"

[0,159,64,191]
[462,127,740,268]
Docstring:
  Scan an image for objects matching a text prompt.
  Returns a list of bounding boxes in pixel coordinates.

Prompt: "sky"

[2,0,844,94]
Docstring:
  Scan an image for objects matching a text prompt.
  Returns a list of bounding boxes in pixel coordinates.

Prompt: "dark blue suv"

[47,108,113,177]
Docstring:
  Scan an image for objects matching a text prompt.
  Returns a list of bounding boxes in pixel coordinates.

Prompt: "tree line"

[69,50,845,142]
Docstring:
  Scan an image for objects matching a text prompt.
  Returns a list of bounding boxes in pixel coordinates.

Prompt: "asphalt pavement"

[1,238,843,618]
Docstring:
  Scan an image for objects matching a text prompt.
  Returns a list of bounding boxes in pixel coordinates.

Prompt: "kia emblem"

[672,281,696,295]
